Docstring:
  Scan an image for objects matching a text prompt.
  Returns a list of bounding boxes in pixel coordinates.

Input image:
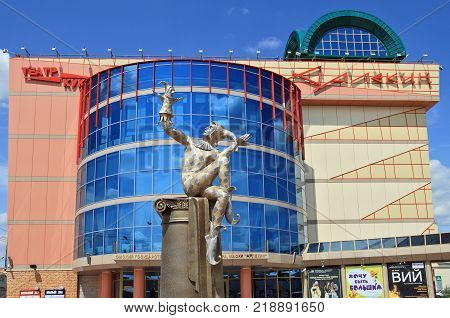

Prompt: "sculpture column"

[240,267,252,298]
[98,270,112,298]
[133,268,145,298]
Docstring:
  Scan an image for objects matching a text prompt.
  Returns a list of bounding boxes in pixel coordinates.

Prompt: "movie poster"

[308,267,342,298]
[387,262,428,298]
[345,265,384,298]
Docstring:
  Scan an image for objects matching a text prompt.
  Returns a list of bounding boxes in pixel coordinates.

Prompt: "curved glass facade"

[314,27,387,57]
[75,60,305,259]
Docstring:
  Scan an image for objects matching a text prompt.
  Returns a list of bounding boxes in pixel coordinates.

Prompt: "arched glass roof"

[284,10,406,61]
[315,26,388,58]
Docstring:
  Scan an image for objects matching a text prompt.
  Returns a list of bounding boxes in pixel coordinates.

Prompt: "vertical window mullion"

[119,66,124,108]
[95,73,100,127]
[106,69,111,117]
[135,63,139,101]
[258,68,262,110]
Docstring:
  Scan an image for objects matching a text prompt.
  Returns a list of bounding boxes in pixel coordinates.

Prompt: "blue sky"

[0,0,449,261]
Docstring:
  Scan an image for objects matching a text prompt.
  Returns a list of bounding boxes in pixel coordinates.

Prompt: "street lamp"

[51,47,60,57]
[20,46,31,57]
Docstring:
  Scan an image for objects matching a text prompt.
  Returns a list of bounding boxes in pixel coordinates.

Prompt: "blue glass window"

[192,62,209,87]
[137,117,153,141]
[280,231,290,253]
[106,152,119,176]
[94,178,105,201]
[122,98,136,121]
[229,96,244,119]
[250,228,265,252]
[99,71,108,102]
[249,203,264,227]
[382,237,396,248]
[211,94,228,117]
[266,229,279,253]
[120,149,135,173]
[87,160,95,183]
[109,68,122,98]
[330,241,341,252]
[153,146,170,170]
[279,207,289,231]
[152,225,162,251]
[118,228,133,253]
[138,63,154,90]
[134,227,151,252]
[93,232,104,255]
[368,238,382,249]
[173,62,190,86]
[210,63,227,88]
[119,173,135,197]
[229,65,244,91]
[246,67,259,96]
[118,203,134,228]
[106,175,118,199]
[265,205,278,229]
[232,227,249,251]
[136,171,152,195]
[108,123,120,147]
[314,27,388,57]
[248,173,263,197]
[105,205,117,229]
[137,147,152,171]
[134,202,152,227]
[122,65,137,94]
[155,63,172,85]
[137,95,153,118]
[83,233,93,256]
[192,93,210,115]
[355,240,368,250]
[264,176,277,200]
[90,75,98,107]
[121,120,136,144]
[84,210,93,233]
[104,229,117,254]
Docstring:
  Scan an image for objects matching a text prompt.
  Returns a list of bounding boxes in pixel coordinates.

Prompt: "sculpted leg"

[202,186,230,234]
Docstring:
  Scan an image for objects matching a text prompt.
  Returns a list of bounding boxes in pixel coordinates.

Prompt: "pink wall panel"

[7,224,30,265]
[45,182,64,220]
[27,225,46,265]
[47,139,66,176]
[59,224,74,264]
[8,138,17,176]
[49,96,68,135]
[31,139,50,176]
[15,139,34,176]
[17,96,37,135]
[63,139,77,177]
[33,96,52,134]
[12,181,31,221]
[65,96,80,135]
[43,225,63,265]
[62,182,76,219]
[29,182,48,220]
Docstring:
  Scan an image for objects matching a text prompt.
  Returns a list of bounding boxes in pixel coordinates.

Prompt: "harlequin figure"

[158,83,250,265]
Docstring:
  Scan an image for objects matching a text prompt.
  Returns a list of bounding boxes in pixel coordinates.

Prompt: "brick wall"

[78,274,98,298]
[6,270,77,298]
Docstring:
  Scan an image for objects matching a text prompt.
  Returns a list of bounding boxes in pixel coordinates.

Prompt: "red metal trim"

[190,60,193,92]
[87,77,92,134]
[226,62,230,95]
[298,89,305,159]
[95,73,100,127]
[296,88,302,152]
[271,73,275,119]
[152,61,156,93]
[135,63,139,101]
[243,65,247,102]
[171,59,174,86]
[76,80,85,164]
[289,82,295,135]
[119,66,124,108]
[106,69,110,117]
[282,78,286,130]
[208,60,212,93]
[258,68,262,110]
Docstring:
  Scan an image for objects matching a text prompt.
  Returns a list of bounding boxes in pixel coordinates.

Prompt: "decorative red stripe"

[106,69,110,117]
[258,68,262,110]
[76,80,85,164]
[290,82,295,135]
[119,66,124,108]
[135,63,139,101]
[271,73,275,119]
[95,73,100,127]
[282,77,286,129]
[243,65,247,102]
[87,78,92,134]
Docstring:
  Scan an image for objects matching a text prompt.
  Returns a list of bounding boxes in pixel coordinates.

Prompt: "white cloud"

[227,7,249,16]
[430,160,450,227]
[245,36,282,54]
[0,52,9,109]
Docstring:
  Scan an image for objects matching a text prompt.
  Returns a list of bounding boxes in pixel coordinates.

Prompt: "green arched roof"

[284,10,406,61]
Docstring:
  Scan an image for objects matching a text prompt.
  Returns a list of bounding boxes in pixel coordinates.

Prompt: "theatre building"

[5,10,450,298]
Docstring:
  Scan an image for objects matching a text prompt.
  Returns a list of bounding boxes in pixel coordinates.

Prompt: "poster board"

[345,265,384,298]
[19,289,40,298]
[308,267,342,298]
[387,262,428,298]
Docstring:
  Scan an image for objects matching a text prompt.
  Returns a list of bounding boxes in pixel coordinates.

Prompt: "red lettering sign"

[291,67,432,92]
[22,66,87,89]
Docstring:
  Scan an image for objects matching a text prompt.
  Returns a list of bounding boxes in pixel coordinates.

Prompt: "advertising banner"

[345,265,384,298]
[387,262,428,298]
[44,289,66,298]
[308,267,342,298]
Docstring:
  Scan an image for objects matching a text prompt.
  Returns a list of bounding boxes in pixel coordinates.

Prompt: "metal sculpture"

[158,82,250,265]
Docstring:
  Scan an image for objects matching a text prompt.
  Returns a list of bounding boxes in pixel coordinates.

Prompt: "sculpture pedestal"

[154,197,224,298]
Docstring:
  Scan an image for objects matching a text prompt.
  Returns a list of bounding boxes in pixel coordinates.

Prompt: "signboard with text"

[44,289,66,298]
[387,262,428,298]
[308,267,342,298]
[345,265,384,298]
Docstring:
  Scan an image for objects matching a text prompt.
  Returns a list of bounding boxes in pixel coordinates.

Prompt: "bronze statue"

[158,82,250,265]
